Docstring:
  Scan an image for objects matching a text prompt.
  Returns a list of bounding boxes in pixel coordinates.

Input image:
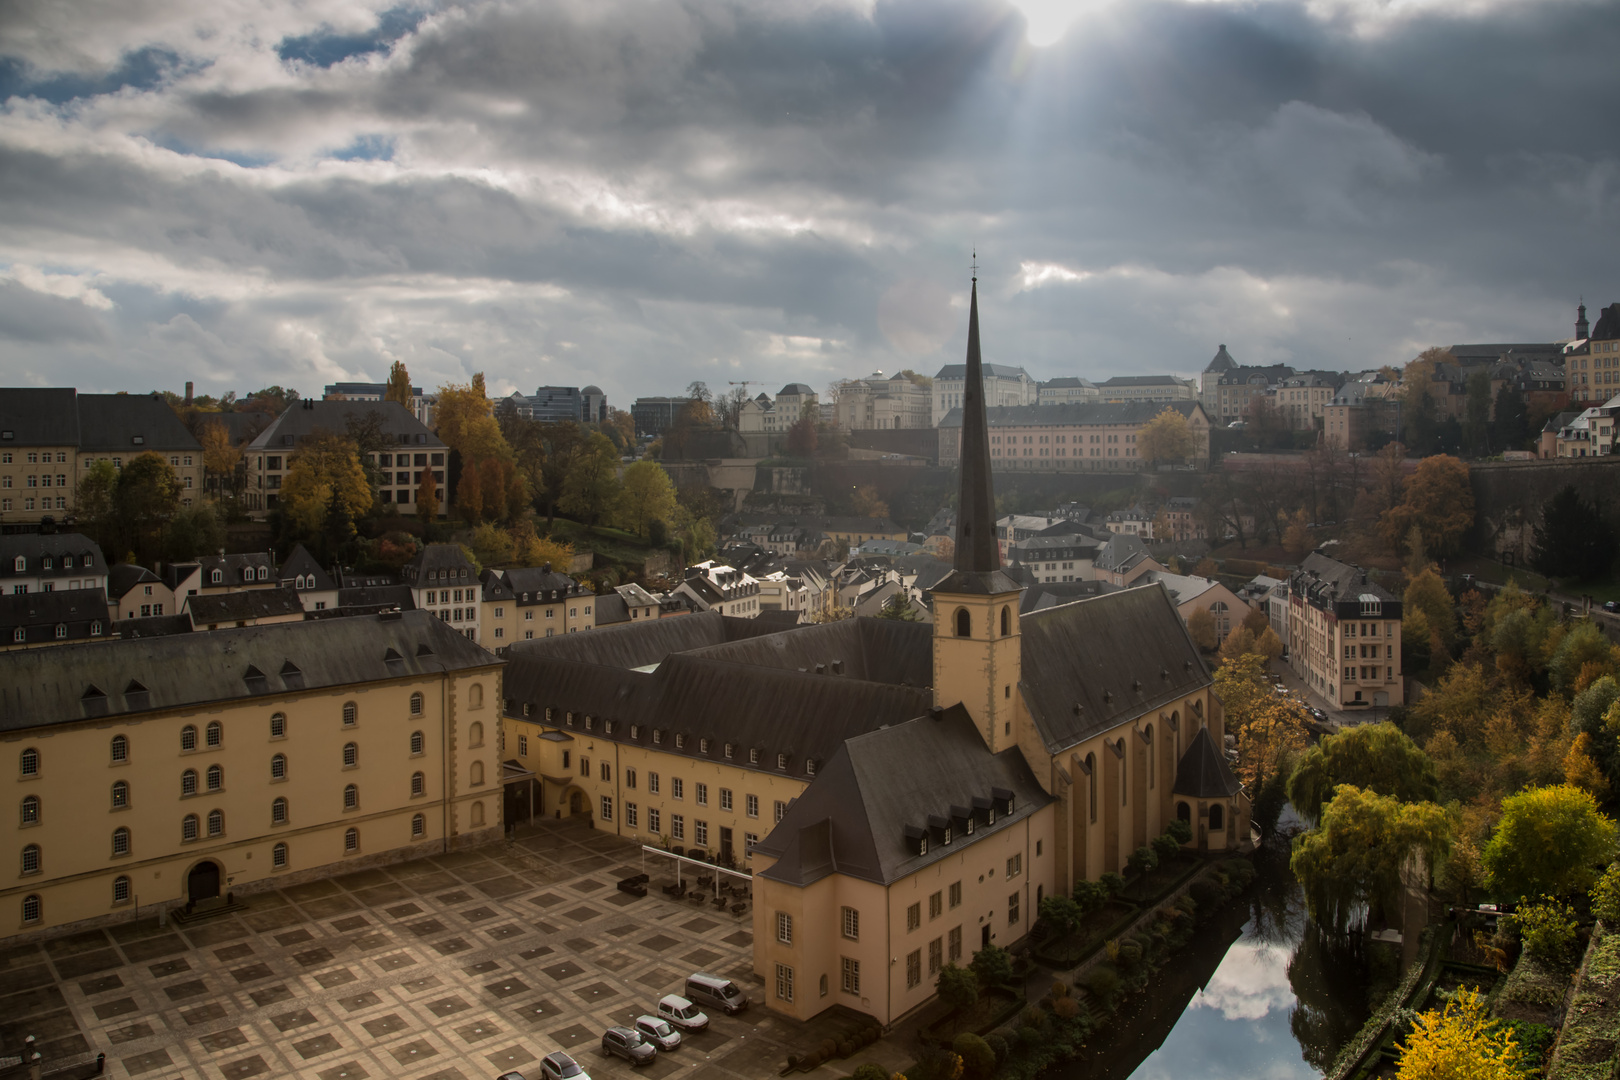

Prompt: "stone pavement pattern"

[0,820,866,1080]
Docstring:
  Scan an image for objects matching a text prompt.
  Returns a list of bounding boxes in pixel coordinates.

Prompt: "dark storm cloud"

[0,0,1614,402]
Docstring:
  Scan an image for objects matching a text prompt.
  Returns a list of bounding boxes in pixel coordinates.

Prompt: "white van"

[683,972,748,1015]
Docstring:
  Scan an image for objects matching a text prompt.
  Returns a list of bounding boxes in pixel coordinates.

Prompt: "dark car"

[602,1027,657,1066]
[1603,600,1619,614]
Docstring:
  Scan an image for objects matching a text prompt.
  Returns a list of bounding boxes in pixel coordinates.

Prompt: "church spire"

[955,271,999,573]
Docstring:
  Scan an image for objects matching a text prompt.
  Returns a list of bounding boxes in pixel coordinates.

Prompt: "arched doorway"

[569,790,584,815]
[187,860,221,903]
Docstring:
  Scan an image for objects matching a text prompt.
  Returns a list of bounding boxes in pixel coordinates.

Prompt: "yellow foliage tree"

[385,361,413,409]
[1186,607,1218,650]
[1218,625,1258,666]
[1564,731,1609,799]
[852,485,890,519]
[197,420,240,502]
[1380,454,1475,558]
[616,460,677,538]
[1394,988,1527,1080]
[1138,406,1195,465]
[279,431,373,537]
[1215,653,1310,792]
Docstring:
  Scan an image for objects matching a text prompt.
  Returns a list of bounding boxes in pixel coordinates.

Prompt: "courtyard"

[0,818,893,1080]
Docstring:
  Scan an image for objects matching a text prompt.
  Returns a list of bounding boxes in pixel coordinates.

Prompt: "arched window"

[206,764,224,791]
[210,568,223,583]
[113,876,131,904]
[22,894,41,924]
[342,702,357,726]
[954,608,971,638]
[1209,804,1224,831]
[270,712,286,738]
[21,794,40,825]
[344,827,359,853]
[272,842,289,868]
[342,743,358,767]
[181,769,198,796]
[411,813,425,838]
[471,802,485,826]
[271,754,287,780]
[180,725,197,751]
[111,781,128,808]
[469,684,483,708]
[1086,753,1096,823]
[205,721,222,747]
[21,844,41,874]
[181,814,199,841]
[1176,801,1191,823]
[470,761,485,786]
[344,784,359,810]
[410,731,424,755]
[20,747,40,775]
[112,827,131,856]
[1000,606,1011,636]
[468,722,484,748]
[410,772,425,797]
[207,809,225,836]
[110,735,129,763]
[410,692,424,716]
[272,797,289,825]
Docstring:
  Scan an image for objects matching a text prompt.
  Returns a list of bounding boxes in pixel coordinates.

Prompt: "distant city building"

[1213,364,1296,424]
[1035,377,1099,406]
[1200,344,1239,413]
[938,401,1212,472]
[1554,393,1619,458]
[631,396,688,438]
[1096,375,1197,404]
[1287,552,1403,709]
[932,362,1034,424]
[833,373,931,431]
[324,381,433,426]
[1565,302,1620,406]
[245,400,445,518]
[498,386,608,425]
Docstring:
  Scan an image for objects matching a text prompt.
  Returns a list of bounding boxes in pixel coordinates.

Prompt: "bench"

[617,879,648,898]
[662,883,686,899]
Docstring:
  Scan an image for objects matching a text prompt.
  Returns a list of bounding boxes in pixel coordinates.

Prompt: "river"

[1047,845,1371,1080]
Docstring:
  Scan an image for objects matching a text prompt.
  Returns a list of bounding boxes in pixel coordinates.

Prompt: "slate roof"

[108,564,160,600]
[1204,345,1238,373]
[503,610,777,671]
[1018,579,1118,614]
[117,614,193,639]
[754,708,1049,886]
[933,363,1031,380]
[0,610,499,733]
[684,618,933,685]
[0,388,79,446]
[333,585,414,613]
[404,543,477,582]
[1100,375,1186,387]
[594,593,630,626]
[1133,572,1222,607]
[1042,377,1095,388]
[1291,552,1395,610]
[1172,727,1242,798]
[937,401,1205,429]
[196,412,274,447]
[779,383,816,395]
[198,552,275,585]
[188,587,306,625]
[280,545,335,591]
[0,588,110,645]
[0,533,105,580]
[246,399,441,452]
[1017,585,1210,754]
[1593,303,1620,341]
[501,566,588,599]
[1094,533,1153,574]
[77,394,202,453]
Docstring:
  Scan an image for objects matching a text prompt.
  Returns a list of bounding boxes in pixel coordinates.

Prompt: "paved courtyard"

[0,819,883,1080]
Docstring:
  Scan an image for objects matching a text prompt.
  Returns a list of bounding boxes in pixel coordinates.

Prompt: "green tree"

[1590,862,1620,923]
[1492,380,1529,451]
[384,360,414,409]
[114,452,182,563]
[1461,369,1493,457]
[936,963,978,1012]
[1532,485,1617,581]
[615,460,676,538]
[1287,723,1439,824]
[1403,567,1455,648]
[952,1033,997,1080]
[876,593,921,621]
[1038,894,1082,937]
[1550,620,1617,697]
[558,432,621,527]
[74,459,120,555]
[163,504,225,563]
[1482,784,1617,900]
[969,944,1013,989]
[1290,785,1452,935]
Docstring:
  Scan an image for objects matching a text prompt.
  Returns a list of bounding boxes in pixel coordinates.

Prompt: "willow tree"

[1290,785,1451,935]
[1287,723,1439,824]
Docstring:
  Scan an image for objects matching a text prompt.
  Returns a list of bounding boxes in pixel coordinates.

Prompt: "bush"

[821,1038,838,1059]
[1151,832,1181,862]
[1072,878,1108,914]
[1128,845,1160,875]
[1590,863,1620,923]
[1508,896,1580,966]
[1166,817,1193,845]
[801,1051,821,1070]
[852,1066,888,1080]
[984,1033,1009,1064]
[1189,879,1222,912]
[1086,964,1121,1007]
[838,1039,854,1057]
[970,944,1014,988]
[952,1033,996,1080]
[1053,995,1081,1019]
[1099,871,1127,896]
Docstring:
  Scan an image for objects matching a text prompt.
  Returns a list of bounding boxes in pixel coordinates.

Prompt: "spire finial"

[971,248,978,283]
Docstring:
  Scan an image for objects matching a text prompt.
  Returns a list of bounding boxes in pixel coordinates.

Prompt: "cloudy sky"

[0,0,1615,406]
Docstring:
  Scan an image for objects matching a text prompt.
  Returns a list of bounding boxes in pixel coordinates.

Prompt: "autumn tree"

[1482,784,1617,900]
[1379,454,1474,559]
[1215,653,1310,837]
[559,432,621,527]
[385,361,413,410]
[279,431,373,541]
[1393,988,1528,1080]
[615,460,676,538]
[197,420,241,503]
[1287,723,1439,823]
[852,485,890,519]
[416,465,440,524]
[1403,567,1456,650]
[1138,407,1195,465]
[1186,607,1218,650]
[1290,785,1452,935]
[785,417,818,457]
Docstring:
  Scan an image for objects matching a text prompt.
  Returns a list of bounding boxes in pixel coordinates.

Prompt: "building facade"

[324,382,434,427]
[245,400,446,517]
[933,363,1034,425]
[1036,378,1099,406]
[834,374,932,431]
[1096,376,1197,404]
[1286,553,1404,708]
[938,402,1212,472]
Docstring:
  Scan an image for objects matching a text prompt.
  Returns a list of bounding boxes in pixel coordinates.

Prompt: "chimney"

[184,381,193,406]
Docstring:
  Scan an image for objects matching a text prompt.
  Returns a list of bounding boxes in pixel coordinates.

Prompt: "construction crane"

[727,380,757,393]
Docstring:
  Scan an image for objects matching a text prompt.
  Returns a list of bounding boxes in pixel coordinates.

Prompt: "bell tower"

[932,267,1025,754]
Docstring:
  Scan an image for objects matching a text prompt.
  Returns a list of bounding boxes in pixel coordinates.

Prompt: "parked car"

[496,1073,529,1080]
[1604,600,1620,613]
[684,972,749,1015]
[634,1015,682,1051]
[657,994,709,1033]
[537,1051,589,1080]
[602,1027,657,1066]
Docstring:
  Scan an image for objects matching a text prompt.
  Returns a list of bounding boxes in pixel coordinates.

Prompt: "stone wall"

[1468,457,1620,562]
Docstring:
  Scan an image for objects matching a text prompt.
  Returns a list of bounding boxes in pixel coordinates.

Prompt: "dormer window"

[675,734,686,750]
[13,556,23,571]
[565,712,575,727]
[584,716,594,732]
[699,738,709,754]
[905,825,929,857]
[776,753,788,770]
[42,557,53,570]
[653,729,663,745]
[724,742,734,759]
[63,556,73,568]
[750,747,760,764]
[630,724,640,739]
[211,569,222,583]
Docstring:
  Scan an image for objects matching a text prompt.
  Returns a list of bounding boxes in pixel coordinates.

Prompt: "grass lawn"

[1449,554,1555,593]
[547,519,670,565]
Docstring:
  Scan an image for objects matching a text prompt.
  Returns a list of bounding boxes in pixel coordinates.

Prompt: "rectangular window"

[672,777,684,800]
[518,735,528,756]
[907,902,921,931]
[648,772,660,794]
[841,907,859,941]
[626,768,637,789]
[746,793,759,818]
[694,820,708,847]
[671,814,685,841]
[600,796,613,821]
[600,762,610,782]
[949,926,962,962]
[580,756,589,776]
[1008,892,1020,926]
[745,831,758,854]
[626,803,638,828]
[775,800,787,823]
[841,956,860,995]
[949,881,962,908]
[648,808,661,834]
[695,782,707,806]
[929,891,942,920]
[775,963,794,1003]
[1006,853,1022,879]
[719,788,733,811]
[929,937,943,975]
[776,911,793,944]
[906,950,921,989]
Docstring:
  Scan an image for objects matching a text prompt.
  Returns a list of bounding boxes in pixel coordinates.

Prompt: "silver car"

[537,1051,590,1080]
[634,1015,682,1051]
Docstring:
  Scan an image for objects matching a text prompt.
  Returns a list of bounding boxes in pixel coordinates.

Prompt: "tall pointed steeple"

[955,274,999,573]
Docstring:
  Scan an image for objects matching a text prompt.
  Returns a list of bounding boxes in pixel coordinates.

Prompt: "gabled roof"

[76,394,202,453]
[1095,533,1152,573]
[1018,579,1118,615]
[503,610,775,671]
[0,610,497,733]
[404,543,477,580]
[280,545,335,591]
[0,588,110,643]
[754,708,1049,887]
[502,565,587,597]
[0,533,105,579]
[246,399,441,451]
[1017,585,1210,754]
[187,587,306,625]
[1172,727,1242,799]
[593,594,630,625]
[108,563,160,599]
[0,388,79,446]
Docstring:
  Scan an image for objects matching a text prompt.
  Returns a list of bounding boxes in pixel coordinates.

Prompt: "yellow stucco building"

[2,612,502,939]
